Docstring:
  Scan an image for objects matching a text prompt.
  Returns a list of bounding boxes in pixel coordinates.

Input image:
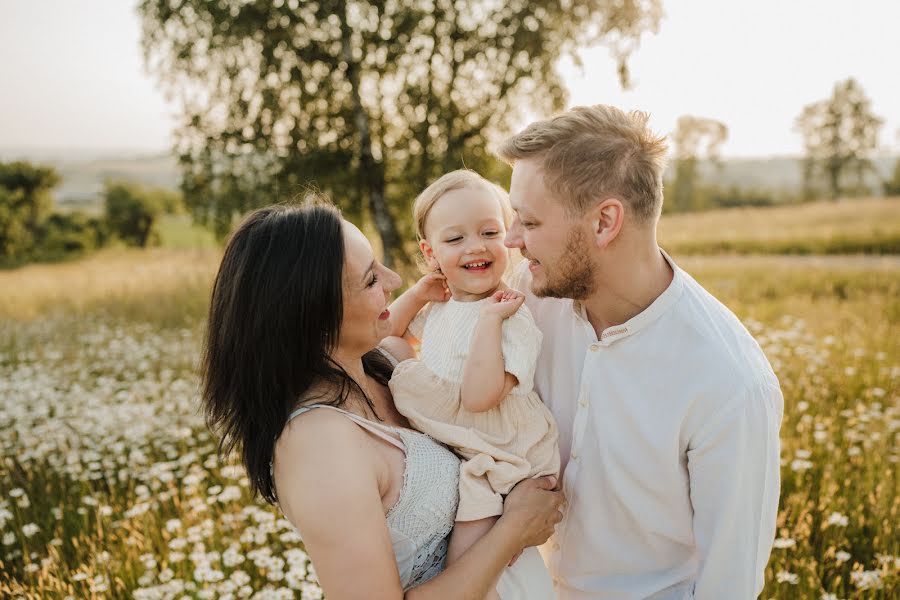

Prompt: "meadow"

[1,214,899,598]
[658,197,900,255]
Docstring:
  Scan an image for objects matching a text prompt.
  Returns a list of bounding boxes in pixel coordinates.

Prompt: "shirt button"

[570,451,578,460]
[589,343,599,351]
[579,397,588,408]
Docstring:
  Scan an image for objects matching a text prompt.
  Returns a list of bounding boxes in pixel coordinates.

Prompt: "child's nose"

[467,239,487,253]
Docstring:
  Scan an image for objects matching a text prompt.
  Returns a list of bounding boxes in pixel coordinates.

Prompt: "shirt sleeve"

[500,305,543,395]
[407,303,432,340]
[687,379,783,600]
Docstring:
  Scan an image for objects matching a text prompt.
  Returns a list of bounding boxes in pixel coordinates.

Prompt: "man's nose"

[505,219,523,248]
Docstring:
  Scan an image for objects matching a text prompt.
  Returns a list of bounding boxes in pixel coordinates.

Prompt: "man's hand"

[479,289,525,320]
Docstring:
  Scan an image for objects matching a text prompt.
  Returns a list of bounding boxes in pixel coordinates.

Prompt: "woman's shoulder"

[278,405,368,457]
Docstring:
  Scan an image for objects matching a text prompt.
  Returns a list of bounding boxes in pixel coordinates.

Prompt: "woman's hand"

[412,271,451,303]
[500,476,565,550]
[479,289,525,320]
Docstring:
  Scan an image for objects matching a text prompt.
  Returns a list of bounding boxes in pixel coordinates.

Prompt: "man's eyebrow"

[361,260,375,283]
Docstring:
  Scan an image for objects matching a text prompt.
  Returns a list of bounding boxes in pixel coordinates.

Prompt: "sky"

[1,0,899,158]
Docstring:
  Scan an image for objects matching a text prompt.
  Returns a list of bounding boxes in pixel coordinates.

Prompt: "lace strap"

[287,404,405,452]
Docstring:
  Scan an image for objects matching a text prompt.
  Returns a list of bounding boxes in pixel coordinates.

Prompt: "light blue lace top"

[286,403,461,590]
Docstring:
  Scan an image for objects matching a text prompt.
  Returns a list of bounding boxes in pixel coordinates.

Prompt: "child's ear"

[419,239,439,271]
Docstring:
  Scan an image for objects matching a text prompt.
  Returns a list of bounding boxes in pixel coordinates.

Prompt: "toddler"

[387,170,559,599]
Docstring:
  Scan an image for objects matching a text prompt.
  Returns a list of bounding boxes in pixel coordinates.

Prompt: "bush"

[104,181,181,247]
[33,213,107,262]
[0,161,60,264]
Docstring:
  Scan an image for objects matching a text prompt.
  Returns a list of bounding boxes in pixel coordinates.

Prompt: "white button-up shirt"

[513,252,783,600]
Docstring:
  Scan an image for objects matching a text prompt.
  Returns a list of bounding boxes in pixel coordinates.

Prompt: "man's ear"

[586,198,625,250]
[419,239,440,271]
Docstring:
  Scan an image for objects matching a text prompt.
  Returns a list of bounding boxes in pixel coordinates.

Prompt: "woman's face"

[338,220,402,357]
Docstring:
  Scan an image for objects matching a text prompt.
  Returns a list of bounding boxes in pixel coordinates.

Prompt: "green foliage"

[103,181,181,247]
[138,0,662,266]
[795,78,884,200]
[0,161,60,263]
[0,161,107,267]
[705,185,774,209]
[35,213,108,262]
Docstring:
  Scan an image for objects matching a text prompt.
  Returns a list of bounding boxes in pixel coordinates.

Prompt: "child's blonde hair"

[412,169,512,241]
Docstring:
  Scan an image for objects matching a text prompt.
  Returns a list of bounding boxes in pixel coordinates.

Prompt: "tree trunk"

[339,1,401,269]
[828,162,840,201]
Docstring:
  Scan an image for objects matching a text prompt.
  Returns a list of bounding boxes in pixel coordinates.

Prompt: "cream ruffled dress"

[390,297,561,523]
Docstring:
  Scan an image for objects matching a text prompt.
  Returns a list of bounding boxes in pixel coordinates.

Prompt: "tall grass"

[1,249,898,598]
[660,197,900,255]
[0,247,220,326]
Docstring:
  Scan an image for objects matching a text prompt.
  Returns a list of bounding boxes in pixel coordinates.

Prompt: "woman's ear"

[586,198,625,250]
[419,239,440,271]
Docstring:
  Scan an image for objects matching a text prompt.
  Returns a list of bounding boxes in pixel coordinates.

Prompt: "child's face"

[420,186,509,301]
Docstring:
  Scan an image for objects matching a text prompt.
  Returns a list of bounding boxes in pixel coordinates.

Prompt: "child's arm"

[388,272,450,338]
[460,290,525,413]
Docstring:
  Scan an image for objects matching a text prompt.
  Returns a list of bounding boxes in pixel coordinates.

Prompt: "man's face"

[505,159,596,300]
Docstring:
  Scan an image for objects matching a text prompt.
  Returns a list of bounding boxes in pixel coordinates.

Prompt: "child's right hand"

[480,289,525,319]
[412,271,451,303]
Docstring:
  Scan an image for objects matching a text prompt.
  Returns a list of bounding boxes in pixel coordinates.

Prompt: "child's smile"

[420,186,511,302]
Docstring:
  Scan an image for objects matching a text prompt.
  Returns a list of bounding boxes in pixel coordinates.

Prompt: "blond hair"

[412,169,512,241]
[497,105,669,222]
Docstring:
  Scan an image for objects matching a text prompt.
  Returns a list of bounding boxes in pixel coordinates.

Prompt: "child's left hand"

[479,289,525,319]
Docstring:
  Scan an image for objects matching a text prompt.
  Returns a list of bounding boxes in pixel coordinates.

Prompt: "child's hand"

[479,289,525,319]
[412,271,451,303]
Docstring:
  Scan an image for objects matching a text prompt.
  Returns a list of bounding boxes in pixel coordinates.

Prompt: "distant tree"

[795,78,884,200]
[669,116,728,212]
[0,161,60,263]
[104,181,180,247]
[885,158,900,196]
[139,0,662,266]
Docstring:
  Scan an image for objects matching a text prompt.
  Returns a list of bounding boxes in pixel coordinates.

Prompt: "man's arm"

[687,381,783,599]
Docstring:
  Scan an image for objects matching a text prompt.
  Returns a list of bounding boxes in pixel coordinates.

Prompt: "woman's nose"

[384,267,402,292]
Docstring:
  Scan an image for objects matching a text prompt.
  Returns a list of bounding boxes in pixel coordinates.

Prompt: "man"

[500,105,783,599]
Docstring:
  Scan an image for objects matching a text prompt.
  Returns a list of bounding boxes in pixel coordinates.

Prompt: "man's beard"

[531,226,596,300]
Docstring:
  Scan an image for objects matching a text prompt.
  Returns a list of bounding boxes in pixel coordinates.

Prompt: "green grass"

[0,251,898,598]
[155,214,218,250]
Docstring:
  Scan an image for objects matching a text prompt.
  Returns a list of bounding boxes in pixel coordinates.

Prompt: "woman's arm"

[460,291,525,412]
[388,272,450,338]
[274,411,563,600]
[274,411,406,598]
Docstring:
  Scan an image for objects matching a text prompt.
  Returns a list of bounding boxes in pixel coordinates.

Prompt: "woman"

[201,201,564,598]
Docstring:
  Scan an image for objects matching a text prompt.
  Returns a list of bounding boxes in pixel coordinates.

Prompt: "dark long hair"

[201,201,393,504]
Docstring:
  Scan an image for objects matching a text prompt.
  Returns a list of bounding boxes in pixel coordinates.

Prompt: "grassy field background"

[659,197,900,255]
[1,199,899,598]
